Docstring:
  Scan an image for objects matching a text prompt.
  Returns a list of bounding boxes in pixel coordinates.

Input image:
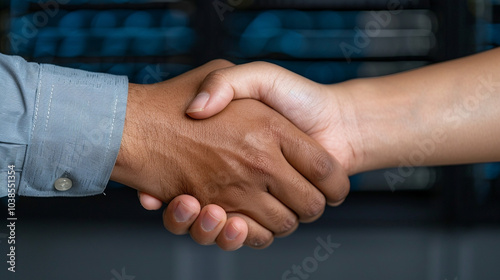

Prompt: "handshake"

[110,49,500,250]
[110,59,353,251]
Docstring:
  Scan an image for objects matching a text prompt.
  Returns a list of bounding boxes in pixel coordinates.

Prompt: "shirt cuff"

[19,64,128,197]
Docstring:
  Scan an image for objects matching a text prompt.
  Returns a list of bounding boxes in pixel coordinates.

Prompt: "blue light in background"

[124,11,153,28]
[58,30,86,57]
[91,11,119,28]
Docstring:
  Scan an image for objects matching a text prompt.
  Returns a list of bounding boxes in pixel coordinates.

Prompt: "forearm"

[110,83,158,195]
[338,48,500,173]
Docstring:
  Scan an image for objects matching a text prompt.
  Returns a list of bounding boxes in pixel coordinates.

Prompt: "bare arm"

[342,48,500,172]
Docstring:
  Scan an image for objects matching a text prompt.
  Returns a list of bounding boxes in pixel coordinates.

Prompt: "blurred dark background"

[1,0,500,279]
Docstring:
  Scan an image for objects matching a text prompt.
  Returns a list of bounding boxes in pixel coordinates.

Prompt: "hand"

[111,60,350,250]
[146,49,500,249]
[186,61,363,174]
[144,61,359,250]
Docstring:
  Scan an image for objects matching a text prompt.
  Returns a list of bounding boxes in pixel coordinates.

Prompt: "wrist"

[333,77,417,174]
[110,83,148,188]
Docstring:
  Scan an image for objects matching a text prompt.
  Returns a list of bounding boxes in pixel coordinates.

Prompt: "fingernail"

[174,201,195,223]
[225,223,241,241]
[201,211,221,232]
[186,92,210,113]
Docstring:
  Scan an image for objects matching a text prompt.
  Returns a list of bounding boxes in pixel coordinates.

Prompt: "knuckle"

[278,216,298,235]
[207,59,235,68]
[275,216,299,237]
[311,151,334,182]
[249,61,283,83]
[261,115,285,140]
[205,70,229,84]
[287,178,326,220]
[303,194,326,219]
[333,178,351,205]
[250,61,274,70]
[290,178,326,221]
[265,205,297,236]
[244,149,273,176]
[326,176,350,206]
[247,231,273,249]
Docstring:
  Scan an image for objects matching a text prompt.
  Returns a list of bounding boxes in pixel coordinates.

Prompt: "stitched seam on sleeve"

[31,67,43,138]
[104,88,119,163]
[45,84,55,131]
[21,63,43,194]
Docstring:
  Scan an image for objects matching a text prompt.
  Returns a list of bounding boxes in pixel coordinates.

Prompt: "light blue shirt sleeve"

[0,53,128,197]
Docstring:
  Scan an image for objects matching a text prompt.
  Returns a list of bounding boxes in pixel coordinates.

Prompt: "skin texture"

[147,48,500,250]
[110,60,350,250]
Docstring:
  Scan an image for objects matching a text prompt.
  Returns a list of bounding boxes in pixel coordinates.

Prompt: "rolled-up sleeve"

[0,53,128,197]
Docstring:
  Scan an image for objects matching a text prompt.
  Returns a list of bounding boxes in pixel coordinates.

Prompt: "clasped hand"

[111,60,350,250]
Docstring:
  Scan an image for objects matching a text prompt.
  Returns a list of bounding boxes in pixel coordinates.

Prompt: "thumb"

[138,191,164,210]
[186,62,284,119]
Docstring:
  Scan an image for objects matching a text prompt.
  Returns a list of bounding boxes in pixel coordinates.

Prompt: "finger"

[216,216,248,251]
[186,62,312,121]
[280,127,350,206]
[138,191,164,210]
[230,192,298,237]
[186,62,270,118]
[186,71,236,117]
[267,161,327,223]
[163,195,201,235]
[189,205,227,246]
[226,213,275,249]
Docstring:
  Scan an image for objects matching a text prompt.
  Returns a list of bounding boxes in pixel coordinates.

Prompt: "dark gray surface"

[1,218,499,280]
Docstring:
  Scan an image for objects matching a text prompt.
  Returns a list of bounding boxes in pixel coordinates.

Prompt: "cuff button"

[54,178,73,191]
